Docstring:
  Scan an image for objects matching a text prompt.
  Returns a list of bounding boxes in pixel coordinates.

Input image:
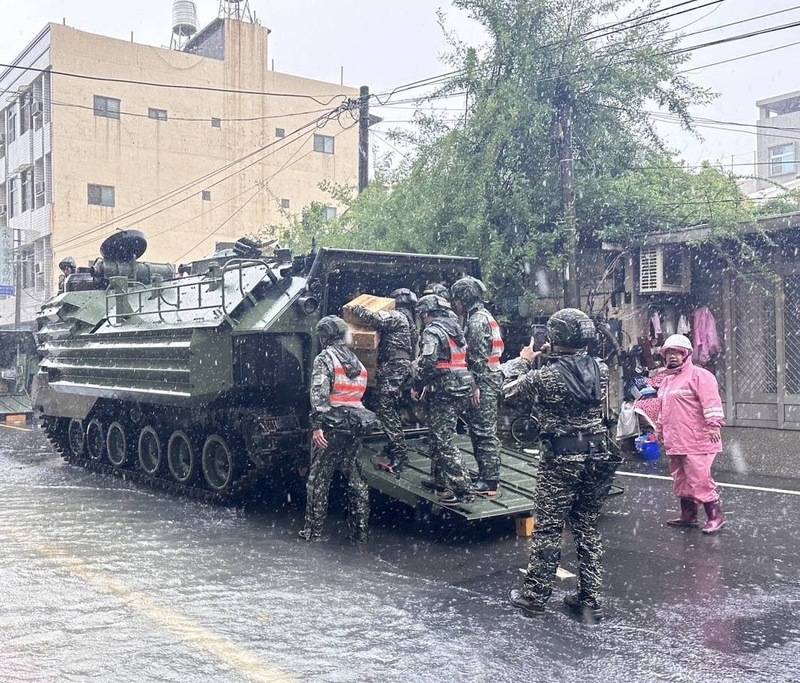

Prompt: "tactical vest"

[487,316,505,370]
[329,353,368,408]
[436,337,468,371]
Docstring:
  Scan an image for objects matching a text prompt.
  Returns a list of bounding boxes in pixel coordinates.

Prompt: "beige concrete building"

[0,15,360,322]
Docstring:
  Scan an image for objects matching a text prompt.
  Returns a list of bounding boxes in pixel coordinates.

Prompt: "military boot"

[474,480,498,497]
[508,589,546,617]
[298,527,323,542]
[701,500,726,534]
[563,593,604,623]
[667,498,699,528]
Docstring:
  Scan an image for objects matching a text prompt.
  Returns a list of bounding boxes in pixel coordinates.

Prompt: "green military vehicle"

[35,231,540,523]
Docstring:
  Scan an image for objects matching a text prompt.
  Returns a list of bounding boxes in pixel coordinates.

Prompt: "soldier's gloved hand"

[411,389,421,402]
[312,428,329,449]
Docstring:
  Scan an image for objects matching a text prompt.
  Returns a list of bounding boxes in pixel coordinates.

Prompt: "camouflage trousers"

[465,381,501,481]
[426,393,471,496]
[303,430,370,541]
[376,362,412,465]
[522,451,620,605]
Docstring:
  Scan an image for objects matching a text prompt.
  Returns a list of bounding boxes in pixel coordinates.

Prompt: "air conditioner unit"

[0,132,5,144]
[31,101,43,117]
[639,245,691,294]
[34,262,42,274]
[34,181,45,196]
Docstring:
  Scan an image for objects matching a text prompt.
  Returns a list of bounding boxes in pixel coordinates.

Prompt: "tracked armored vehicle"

[35,231,500,506]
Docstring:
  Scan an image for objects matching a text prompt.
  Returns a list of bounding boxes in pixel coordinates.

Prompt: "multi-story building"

[755,91,800,192]
[0,13,359,322]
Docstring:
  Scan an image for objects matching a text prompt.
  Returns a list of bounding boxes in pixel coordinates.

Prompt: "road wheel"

[167,430,199,484]
[67,419,85,457]
[106,421,133,468]
[86,419,106,462]
[138,426,164,475]
[201,434,242,493]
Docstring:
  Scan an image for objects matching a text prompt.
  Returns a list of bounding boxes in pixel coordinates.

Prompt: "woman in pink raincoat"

[657,334,726,534]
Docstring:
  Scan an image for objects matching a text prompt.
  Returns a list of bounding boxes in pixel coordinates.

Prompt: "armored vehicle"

[34,231,543,525]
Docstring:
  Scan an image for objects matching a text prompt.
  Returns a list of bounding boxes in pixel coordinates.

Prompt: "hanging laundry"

[692,307,721,365]
[650,312,662,337]
[677,314,691,335]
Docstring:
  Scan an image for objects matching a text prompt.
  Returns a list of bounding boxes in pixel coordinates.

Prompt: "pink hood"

[657,357,725,455]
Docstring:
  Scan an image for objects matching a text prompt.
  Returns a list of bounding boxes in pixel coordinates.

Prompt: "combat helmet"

[58,256,77,271]
[316,315,348,343]
[415,294,452,316]
[422,282,450,301]
[390,288,418,309]
[450,275,487,306]
[547,308,596,349]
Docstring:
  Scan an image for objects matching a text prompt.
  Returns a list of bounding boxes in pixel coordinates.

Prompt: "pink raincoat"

[657,356,724,456]
[692,307,721,366]
[657,357,724,503]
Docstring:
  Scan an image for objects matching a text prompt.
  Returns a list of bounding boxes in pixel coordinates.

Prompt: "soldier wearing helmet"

[421,283,457,319]
[57,256,77,294]
[299,315,377,543]
[658,334,726,534]
[344,288,418,473]
[506,308,620,622]
[450,276,505,496]
[412,294,474,504]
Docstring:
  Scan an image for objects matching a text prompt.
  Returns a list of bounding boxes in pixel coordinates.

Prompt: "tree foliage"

[278,0,795,297]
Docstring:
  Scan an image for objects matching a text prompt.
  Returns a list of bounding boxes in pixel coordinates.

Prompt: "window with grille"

[202,190,212,201]
[324,206,337,221]
[275,128,285,138]
[148,108,168,121]
[211,117,221,128]
[769,143,795,177]
[280,198,290,209]
[734,278,777,396]
[94,95,121,119]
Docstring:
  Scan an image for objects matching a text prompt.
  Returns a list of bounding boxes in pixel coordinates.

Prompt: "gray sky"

[2,0,799,177]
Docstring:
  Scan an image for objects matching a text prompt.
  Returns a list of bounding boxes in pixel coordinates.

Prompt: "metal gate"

[729,270,800,429]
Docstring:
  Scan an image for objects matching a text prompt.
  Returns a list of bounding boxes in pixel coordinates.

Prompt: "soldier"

[412,294,474,504]
[506,308,620,622]
[344,288,418,473]
[57,256,76,294]
[451,276,505,496]
[422,282,457,319]
[299,315,377,543]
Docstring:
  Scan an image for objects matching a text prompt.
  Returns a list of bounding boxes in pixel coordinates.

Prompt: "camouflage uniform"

[463,302,504,482]
[414,313,474,497]
[348,304,415,467]
[303,342,376,541]
[510,351,620,608]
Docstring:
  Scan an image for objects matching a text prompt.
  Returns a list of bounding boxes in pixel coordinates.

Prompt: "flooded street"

[1,424,798,682]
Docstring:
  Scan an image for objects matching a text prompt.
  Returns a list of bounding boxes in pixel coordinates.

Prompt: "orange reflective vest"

[435,337,468,372]
[329,353,368,408]
[487,317,505,370]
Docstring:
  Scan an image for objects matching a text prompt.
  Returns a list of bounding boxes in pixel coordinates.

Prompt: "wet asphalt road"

[1,424,798,683]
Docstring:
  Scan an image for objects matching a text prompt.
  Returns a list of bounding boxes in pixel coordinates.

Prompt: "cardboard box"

[343,294,396,384]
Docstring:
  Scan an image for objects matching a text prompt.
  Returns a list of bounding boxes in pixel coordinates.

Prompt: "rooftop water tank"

[172,0,198,38]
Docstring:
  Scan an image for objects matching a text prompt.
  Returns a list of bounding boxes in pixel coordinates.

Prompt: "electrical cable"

[53,102,354,250]
[0,62,352,105]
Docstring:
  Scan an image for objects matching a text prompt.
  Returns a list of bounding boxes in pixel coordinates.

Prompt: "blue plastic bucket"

[640,440,661,461]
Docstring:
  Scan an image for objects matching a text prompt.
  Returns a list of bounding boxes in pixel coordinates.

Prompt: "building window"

[211,117,221,128]
[7,107,17,142]
[313,134,335,155]
[148,108,168,121]
[88,184,115,207]
[94,95,121,119]
[769,143,795,177]
[324,206,337,221]
[280,198,290,209]
[202,190,212,201]
[275,128,285,138]
[19,92,31,135]
[7,178,15,218]
[20,170,30,213]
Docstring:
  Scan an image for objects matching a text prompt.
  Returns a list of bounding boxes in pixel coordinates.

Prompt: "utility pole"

[358,85,370,194]
[556,82,580,309]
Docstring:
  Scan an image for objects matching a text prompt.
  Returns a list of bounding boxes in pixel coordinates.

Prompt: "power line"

[54,103,355,250]
[0,62,352,106]
[587,0,725,42]
[580,0,711,38]
[680,37,800,72]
